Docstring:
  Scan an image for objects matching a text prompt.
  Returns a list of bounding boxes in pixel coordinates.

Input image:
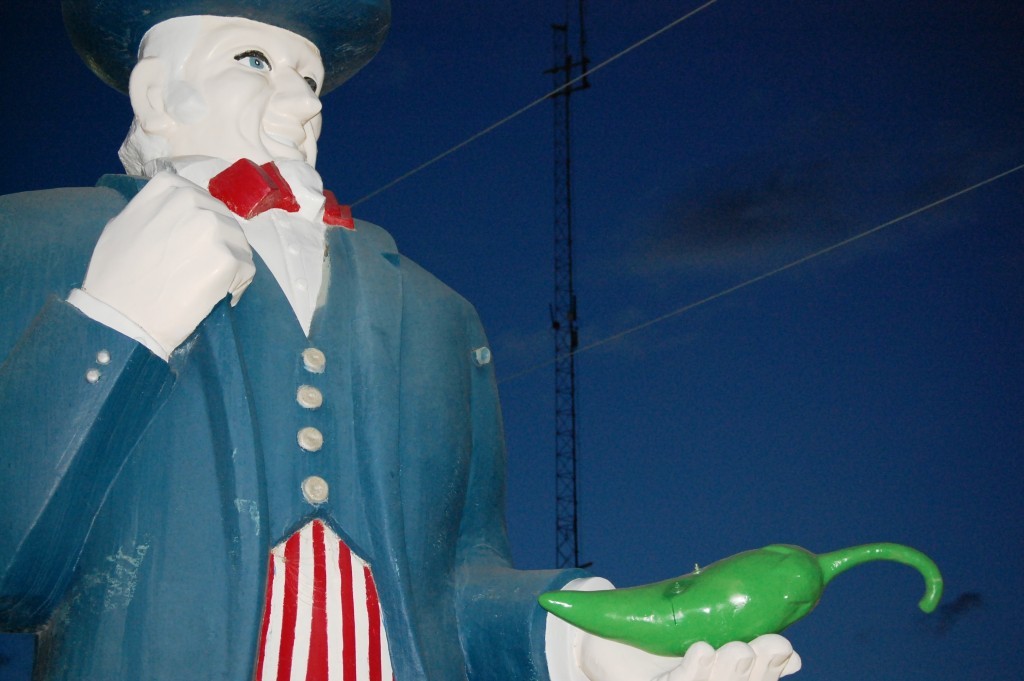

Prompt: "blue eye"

[234,50,272,72]
[243,56,267,70]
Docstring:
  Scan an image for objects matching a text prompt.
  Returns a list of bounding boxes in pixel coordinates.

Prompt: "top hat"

[61,0,391,95]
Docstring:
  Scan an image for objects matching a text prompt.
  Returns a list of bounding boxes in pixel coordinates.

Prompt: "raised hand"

[81,171,255,355]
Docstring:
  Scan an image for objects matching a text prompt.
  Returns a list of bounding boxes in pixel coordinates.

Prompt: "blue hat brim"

[61,0,390,95]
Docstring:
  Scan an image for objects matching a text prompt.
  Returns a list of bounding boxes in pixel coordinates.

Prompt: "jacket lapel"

[327,224,428,676]
[175,299,271,667]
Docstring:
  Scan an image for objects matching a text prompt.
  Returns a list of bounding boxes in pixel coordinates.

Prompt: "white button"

[85,368,101,383]
[96,349,111,365]
[297,385,323,409]
[302,348,326,373]
[301,476,329,504]
[294,278,307,292]
[298,426,324,452]
[472,346,492,367]
[288,244,301,255]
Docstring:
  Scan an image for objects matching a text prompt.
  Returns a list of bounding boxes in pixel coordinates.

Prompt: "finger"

[133,175,239,228]
[186,186,242,218]
[748,635,797,681]
[170,211,252,305]
[780,651,801,677]
[579,632,680,681]
[144,171,210,201]
[707,641,755,681]
[668,642,715,681]
[145,171,235,215]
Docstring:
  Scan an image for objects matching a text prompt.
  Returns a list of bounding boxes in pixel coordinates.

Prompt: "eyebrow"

[234,49,272,67]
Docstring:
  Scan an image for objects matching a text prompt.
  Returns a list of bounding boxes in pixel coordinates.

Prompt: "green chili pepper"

[539,542,942,656]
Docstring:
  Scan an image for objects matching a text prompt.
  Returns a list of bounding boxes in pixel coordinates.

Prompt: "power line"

[351,0,722,207]
[497,162,1024,385]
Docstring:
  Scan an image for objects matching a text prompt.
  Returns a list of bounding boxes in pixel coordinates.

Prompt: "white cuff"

[546,577,615,681]
[68,288,171,361]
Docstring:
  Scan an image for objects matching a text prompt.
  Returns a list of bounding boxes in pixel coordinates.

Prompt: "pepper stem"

[816,542,943,613]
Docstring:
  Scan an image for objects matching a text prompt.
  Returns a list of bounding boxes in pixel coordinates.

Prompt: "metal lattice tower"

[547,1,589,570]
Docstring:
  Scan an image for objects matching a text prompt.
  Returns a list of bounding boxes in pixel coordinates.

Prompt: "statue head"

[120,16,325,173]
[60,0,390,174]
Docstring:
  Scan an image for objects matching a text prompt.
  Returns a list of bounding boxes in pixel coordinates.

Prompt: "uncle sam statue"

[0,2,800,679]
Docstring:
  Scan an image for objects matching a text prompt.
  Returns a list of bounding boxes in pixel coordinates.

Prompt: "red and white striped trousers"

[255,520,394,681]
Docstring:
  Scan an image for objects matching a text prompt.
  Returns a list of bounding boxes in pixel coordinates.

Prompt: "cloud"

[623,127,1020,279]
[634,159,847,273]
[935,591,983,635]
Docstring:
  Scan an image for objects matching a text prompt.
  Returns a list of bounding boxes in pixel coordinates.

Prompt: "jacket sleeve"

[0,297,174,630]
[0,187,175,630]
[454,309,590,681]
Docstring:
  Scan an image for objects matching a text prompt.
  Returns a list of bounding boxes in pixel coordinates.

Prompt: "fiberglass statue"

[0,1,937,679]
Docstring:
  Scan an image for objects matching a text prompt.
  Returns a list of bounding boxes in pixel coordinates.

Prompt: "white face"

[141,16,325,166]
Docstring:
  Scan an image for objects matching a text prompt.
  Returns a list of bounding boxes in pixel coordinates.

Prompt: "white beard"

[119,117,172,177]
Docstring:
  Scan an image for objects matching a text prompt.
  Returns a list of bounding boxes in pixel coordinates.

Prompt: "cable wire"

[497,162,1024,385]
[351,0,722,207]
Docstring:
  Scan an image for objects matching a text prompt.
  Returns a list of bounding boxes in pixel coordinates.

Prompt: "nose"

[272,67,322,123]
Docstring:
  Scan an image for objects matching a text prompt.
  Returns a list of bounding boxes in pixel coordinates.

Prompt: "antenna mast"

[547,0,590,570]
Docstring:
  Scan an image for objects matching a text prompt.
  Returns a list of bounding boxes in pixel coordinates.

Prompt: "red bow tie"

[208,159,355,230]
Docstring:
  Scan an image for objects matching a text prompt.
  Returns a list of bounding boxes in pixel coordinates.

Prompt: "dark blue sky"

[2,1,1022,679]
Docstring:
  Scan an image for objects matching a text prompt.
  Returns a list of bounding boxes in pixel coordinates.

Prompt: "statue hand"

[578,632,800,681]
[81,171,255,354]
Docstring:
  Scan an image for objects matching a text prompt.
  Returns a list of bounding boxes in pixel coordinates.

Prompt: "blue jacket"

[0,176,586,680]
